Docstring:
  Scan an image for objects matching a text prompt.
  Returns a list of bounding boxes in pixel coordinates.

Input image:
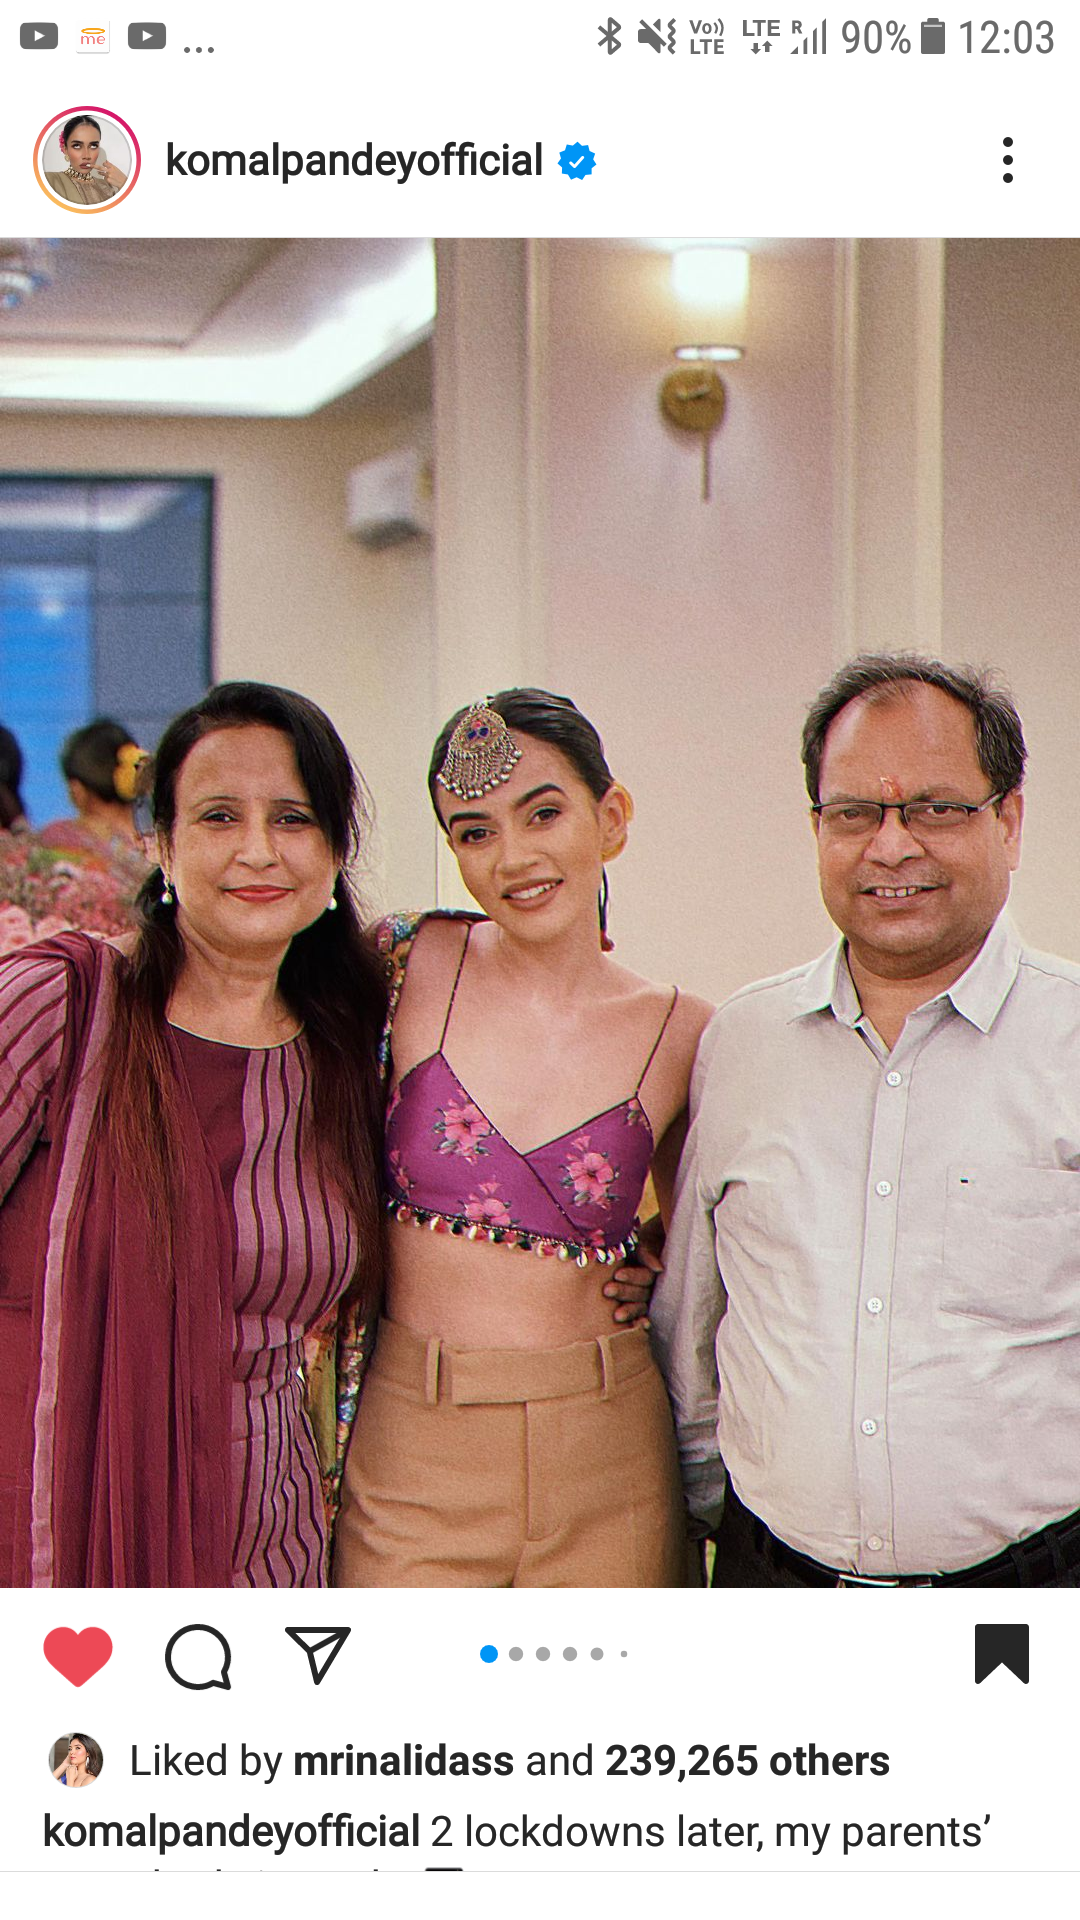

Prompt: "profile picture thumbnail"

[34,108,140,211]
[50,1732,103,1787]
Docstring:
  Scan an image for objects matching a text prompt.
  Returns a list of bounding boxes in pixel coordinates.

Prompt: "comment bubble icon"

[164,1624,233,1692]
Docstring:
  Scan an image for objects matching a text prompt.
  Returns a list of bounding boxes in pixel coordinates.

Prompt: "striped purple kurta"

[171,1029,355,1588]
[0,947,354,1590]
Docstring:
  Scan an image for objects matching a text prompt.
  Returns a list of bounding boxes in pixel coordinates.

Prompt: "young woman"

[45,117,127,205]
[0,681,386,1587]
[53,1735,102,1786]
[334,689,712,1588]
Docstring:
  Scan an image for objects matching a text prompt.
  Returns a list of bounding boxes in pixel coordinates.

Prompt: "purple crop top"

[384,919,677,1267]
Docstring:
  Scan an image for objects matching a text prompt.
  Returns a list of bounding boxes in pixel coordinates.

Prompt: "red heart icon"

[43,1627,113,1687]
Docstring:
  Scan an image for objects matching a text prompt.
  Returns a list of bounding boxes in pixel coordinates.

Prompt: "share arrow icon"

[285,1626,351,1685]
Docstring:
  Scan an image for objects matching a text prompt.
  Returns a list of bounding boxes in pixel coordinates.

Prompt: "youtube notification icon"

[20,22,59,47]
[128,21,166,47]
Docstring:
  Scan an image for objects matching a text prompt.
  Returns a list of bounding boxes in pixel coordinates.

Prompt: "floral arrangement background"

[0,831,140,951]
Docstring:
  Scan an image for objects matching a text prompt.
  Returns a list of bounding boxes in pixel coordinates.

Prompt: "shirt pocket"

[942,1161,1080,1333]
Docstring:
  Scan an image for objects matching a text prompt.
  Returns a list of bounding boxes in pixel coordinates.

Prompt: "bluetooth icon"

[598,17,622,52]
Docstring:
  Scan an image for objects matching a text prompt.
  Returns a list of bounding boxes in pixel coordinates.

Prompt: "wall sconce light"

[659,246,749,501]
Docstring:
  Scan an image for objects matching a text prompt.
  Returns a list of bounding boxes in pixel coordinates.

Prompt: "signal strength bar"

[791,20,827,52]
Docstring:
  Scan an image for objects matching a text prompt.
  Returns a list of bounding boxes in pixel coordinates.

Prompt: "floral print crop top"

[378,913,677,1268]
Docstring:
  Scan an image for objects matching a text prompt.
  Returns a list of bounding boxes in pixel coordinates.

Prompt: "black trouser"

[711,1486,1080,1589]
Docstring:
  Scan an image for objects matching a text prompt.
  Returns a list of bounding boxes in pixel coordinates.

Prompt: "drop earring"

[161,876,174,906]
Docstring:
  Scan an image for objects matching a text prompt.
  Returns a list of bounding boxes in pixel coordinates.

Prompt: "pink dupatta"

[13,934,233,1586]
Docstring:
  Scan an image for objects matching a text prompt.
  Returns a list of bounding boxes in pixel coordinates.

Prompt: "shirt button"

[886,1070,902,1087]
[867,1535,884,1552]
[861,1418,878,1436]
[866,1296,884,1314]
[875,1179,893,1197]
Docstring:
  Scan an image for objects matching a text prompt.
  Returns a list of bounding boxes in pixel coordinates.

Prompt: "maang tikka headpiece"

[436,698,522,800]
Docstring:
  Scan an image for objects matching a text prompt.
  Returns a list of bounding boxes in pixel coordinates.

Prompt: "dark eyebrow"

[821,784,971,804]
[515,783,565,808]
[446,784,566,830]
[191,793,312,807]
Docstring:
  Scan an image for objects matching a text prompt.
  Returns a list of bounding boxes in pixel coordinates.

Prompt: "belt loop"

[597,1335,613,1401]
[424,1337,441,1405]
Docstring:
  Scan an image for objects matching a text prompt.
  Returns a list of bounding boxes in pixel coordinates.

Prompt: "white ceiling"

[0,238,435,416]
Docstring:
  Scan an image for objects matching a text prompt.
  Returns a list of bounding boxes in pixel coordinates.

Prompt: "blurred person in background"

[0,727,28,833]
[0,719,148,952]
[40,717,148,882]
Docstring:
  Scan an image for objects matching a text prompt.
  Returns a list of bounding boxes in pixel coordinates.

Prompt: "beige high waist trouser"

[332,1320,686,1588]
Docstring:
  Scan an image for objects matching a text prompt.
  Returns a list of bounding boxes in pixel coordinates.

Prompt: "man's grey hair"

[801,652,1027,805]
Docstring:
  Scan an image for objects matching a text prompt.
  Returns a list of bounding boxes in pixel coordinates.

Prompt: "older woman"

[334,688,712,1588]
[0,681,386,1587]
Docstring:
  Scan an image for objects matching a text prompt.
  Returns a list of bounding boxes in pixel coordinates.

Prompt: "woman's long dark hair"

[100,682,388,1312]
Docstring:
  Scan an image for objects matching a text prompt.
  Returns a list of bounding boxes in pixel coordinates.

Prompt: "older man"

[651,652,1080,1587]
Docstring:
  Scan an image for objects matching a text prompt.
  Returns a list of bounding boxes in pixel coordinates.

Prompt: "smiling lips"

[502,879,561,905]
[862,883,937,901]
[227,886,293,902]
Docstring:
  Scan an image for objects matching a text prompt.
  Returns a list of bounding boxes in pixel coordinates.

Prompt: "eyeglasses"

[812,793,1004,839]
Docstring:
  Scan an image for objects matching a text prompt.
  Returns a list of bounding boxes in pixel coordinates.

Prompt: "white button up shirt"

[650,914,1080,1576]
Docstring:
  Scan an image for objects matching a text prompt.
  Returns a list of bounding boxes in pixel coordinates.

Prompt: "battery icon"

[920,17,946,51]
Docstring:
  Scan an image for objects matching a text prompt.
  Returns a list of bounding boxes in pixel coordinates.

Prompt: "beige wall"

[0,400,435,911]
[433,239,852,1000]
[944,239,1080,961]
[431,237,1080,1003]
[8,238,1080,993]
[539,240,839,999]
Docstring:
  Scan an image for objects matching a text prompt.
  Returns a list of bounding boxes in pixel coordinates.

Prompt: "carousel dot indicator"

[509,1647,524,1661]
[480,1645,498,1663]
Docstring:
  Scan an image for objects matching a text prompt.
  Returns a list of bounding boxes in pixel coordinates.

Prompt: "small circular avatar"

[47,115,126,204]
[36,109,140,210]
[51,1733,103,1787]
